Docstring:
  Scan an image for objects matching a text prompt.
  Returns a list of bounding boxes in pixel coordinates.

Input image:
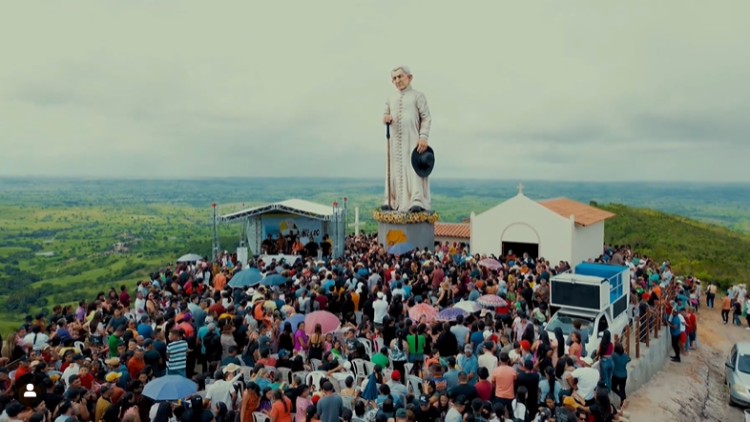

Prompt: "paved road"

[626,301,744,421]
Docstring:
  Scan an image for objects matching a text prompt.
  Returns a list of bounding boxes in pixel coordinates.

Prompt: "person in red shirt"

[119,285,131,308]
[59,351,75,374]
[474,367,493,401]
[78,365,95,390]
[177,314,195,340]
[127,349,146,380]
[315,292,328,311]
[685,307,698,352]
[209,301,226,316]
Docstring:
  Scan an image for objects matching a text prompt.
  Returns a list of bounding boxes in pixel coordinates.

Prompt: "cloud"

[0,1,749,182]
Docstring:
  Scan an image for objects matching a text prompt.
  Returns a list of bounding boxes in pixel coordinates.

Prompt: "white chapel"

[468,184,616,266]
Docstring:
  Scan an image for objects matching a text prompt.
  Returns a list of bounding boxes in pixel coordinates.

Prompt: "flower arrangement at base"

[372,210,440,224]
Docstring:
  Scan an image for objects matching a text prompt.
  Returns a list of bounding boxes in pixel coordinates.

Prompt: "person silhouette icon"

[23,383,37,398]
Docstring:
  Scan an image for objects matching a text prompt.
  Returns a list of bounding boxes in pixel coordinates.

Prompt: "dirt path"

[626,301,745,421]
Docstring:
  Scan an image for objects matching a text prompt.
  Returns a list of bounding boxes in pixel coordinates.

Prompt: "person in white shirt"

[444,395,468,422]
[570,357,600,402]
[62,357,83,387]
[511,386,529,421]
[134,292,147,319]
[23,326,49,351]
[373,292,388,326]
[477,342,497,374]
[205,363,243,411]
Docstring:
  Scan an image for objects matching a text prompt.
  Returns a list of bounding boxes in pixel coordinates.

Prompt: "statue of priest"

[382,66,432,213]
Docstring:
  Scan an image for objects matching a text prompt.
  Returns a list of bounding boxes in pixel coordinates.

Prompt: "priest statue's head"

[391,66,413,91]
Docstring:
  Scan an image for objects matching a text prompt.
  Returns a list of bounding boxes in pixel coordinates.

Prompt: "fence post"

[625,323,631,358]
[635,318,641,358]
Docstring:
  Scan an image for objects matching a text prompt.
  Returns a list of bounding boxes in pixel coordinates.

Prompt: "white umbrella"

[454,300,482,313]
[177,253,203,263]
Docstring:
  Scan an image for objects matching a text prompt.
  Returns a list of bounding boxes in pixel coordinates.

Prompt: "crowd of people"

[716,283,750,329]
[0,235,686,422]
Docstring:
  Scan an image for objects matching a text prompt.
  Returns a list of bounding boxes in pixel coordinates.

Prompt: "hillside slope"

[600,203,750,288]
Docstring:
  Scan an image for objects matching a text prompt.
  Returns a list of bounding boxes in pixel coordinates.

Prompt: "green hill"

[600,203,750,288]
[0,201,747,337]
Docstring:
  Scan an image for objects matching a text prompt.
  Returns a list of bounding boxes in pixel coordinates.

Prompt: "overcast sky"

[1,1,748,182]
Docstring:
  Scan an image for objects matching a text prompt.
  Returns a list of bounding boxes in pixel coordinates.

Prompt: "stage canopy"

[220,199,335,222]
[219,198,345,259]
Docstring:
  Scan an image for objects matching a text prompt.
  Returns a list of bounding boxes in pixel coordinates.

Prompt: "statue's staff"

[386,122,392,210]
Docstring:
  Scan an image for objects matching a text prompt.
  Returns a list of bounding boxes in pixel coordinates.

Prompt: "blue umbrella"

[437,307,468,322]
[388,242,415,255]
[228,268,262,288]
[283,314,305,330]
[261,274,288,287]
[362,372,378,401]
[143,375,197,401]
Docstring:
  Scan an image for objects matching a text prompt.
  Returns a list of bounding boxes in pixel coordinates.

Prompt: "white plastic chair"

[404,362,414,376]
[329,376,342,393]
[253,412,269,422]
[341,395,355,410]
[306,370,327,391]
[264,365,277,376]
[277,367,292,384]
[358,337,372,356]
[351,359,371,384]
[374,337,385,353]
[74,341,86,352]
[240,366,254,379]
[292,370,309,384]
[407,375,423,397]
[309,358,323,371]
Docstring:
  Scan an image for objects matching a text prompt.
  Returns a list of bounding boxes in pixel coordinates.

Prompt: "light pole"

[343,196,348,236]
[332,201,339,259]
[211,203,219,262]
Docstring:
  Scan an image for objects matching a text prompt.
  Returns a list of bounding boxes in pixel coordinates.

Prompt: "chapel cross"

[517,182,525,195]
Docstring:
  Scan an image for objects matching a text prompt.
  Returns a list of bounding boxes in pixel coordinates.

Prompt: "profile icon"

[23,383,37,398]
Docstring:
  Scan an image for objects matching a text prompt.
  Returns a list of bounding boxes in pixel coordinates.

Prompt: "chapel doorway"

[501,241,539,260]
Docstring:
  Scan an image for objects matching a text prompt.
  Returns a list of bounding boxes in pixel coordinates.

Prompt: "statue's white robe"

[383,86,432,212]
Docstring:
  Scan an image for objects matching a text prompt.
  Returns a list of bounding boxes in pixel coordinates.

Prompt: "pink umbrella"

[477,294,508,308]
[478,258,503,270]
[408,303,437,323]
[304,311,341,335]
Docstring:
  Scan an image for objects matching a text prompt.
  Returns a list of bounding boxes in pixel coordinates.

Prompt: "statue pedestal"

[373,210,439,253]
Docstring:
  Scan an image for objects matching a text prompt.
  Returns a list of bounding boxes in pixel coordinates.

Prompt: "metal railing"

[621,283,677,359]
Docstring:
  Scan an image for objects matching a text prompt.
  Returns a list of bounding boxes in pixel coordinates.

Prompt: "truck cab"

[546,307,629,356]
[545,263,631,356]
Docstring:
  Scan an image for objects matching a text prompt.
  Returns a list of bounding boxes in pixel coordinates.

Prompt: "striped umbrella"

[478,258,503,270]
[477,294,508,308]
[408,303,437,323]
